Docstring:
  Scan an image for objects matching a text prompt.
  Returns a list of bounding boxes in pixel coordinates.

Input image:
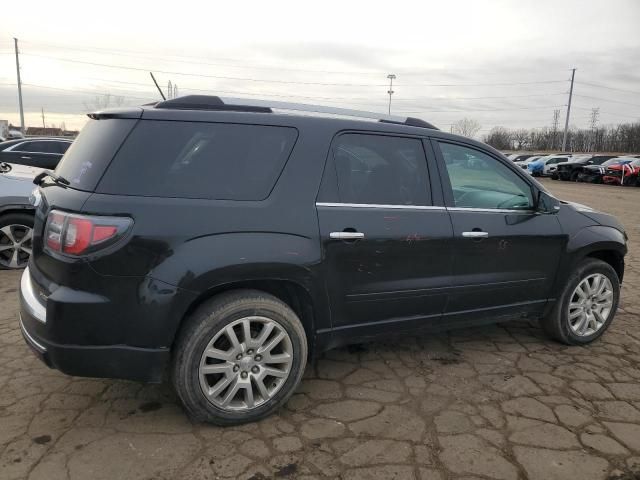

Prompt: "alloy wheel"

[0,224,33,269]
[568,273,613,337]
[198,316,294,411]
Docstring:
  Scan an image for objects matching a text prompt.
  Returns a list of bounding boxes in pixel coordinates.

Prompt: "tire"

[541,258,620,345]
[570,171,580,182]
[0,212,34,270]
[551,174,558,180]
[172,289,308,425]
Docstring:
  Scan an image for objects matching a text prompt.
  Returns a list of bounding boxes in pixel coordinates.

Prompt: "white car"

[0,162,44,269]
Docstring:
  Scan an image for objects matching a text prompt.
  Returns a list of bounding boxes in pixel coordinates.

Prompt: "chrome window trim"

[448,207,536,214]
[316,202,446,211]
[315,202,533,214]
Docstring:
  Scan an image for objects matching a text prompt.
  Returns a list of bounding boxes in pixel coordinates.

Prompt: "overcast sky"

[2,0,639,135]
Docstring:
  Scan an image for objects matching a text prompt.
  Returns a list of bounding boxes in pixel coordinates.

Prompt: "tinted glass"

[331,134,431,205]
[15,140,60,153]
[98,121,297,200]
[439,142,533,210]
[56,141,72,154]
[55,119,137,191]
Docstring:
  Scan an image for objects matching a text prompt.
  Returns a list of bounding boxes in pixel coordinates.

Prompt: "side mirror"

[536,190,561,214]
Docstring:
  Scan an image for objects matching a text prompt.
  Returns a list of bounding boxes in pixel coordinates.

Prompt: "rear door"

[432,140,564,322]
[316,132,453,339]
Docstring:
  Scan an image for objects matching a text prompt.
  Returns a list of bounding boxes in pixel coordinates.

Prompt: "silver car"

[0,162,42,269]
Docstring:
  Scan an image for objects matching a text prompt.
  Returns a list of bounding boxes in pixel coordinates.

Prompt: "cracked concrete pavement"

[1,179,639,480]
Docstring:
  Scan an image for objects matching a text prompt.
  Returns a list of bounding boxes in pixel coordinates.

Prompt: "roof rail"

[154,95,438,130]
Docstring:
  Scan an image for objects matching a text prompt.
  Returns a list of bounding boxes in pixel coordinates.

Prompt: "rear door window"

[328,133,431,206]
[97,120,298,200]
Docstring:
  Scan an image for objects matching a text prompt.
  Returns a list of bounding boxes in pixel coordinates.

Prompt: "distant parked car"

[514,155,543,170]
[528,155,571,177]
[602,158,640,186]
[0,137,72,169]
[555,155,616,181]
[577,157,635,183]
[0,162,42,269]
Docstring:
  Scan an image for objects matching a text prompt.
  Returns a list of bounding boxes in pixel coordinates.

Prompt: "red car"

[603,158,640,186]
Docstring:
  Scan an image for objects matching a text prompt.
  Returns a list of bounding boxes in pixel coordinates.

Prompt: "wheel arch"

[173,277,325,358]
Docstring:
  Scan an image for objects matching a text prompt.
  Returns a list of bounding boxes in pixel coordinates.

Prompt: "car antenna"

[150,72,166,101]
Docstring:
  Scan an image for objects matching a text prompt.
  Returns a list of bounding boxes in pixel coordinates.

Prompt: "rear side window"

[97,121,298,200]
[329,133,431,206]
[55,119,137,191]
[15,140,60,153]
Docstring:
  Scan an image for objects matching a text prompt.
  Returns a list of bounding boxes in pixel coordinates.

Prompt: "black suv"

[19,96,627,425]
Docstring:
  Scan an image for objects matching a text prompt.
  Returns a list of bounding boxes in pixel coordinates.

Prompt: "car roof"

[87,95,503,156]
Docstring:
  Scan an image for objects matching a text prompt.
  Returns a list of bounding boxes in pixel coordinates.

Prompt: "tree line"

[483,122,640,153]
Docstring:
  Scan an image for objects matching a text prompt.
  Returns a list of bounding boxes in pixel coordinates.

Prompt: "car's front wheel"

[172,290,307,425]
[541,258,620,345]
[0,213,34,270]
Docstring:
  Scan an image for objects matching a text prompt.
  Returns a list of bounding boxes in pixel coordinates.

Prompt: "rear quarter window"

[96,120,298,200]
[55,119,138,191]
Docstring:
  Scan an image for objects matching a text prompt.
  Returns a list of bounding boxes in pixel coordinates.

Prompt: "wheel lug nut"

[241,371,248,379]
[236,354,243,360]
[254,355,262,362]
[233,365,239,372]
[251,366,259,374]
[247,349,254,354]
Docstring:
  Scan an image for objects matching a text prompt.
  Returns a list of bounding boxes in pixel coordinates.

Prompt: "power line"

[572,94,640,108]
[20,53,570,88]
[576,81,640,96]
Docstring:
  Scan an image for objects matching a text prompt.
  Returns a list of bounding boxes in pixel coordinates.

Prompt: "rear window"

[55,119,137,191]
[96,120,298,200]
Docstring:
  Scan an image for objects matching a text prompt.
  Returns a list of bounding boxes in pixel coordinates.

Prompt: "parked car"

[19,96,627,425]
[514,155,543,170]
[577,157,635,183]
[511,154,536,163]
[602,158,640,186]
[527,155,571,177]
[0,162,41,269]
[0,137,72,169]
[554,155,616,181]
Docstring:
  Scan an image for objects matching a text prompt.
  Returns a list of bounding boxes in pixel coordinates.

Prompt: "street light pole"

[387,74,396,115]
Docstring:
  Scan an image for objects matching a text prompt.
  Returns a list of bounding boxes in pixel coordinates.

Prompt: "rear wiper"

[33,170,70,186]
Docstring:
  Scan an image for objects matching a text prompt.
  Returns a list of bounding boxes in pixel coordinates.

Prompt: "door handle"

[462,231,489,238]
[20,156,32,160]
[330,231,365,240]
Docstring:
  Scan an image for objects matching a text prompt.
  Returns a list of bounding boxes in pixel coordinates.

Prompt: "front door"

[433,140,565,322]
[317,132,453,339]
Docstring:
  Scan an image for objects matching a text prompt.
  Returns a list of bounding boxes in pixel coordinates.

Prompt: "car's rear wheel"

[570,170,580,182]
[0,213,34,270]
[172,289,307,425]
[541,258,619,345]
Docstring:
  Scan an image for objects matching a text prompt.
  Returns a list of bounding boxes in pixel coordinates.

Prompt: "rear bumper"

[19,267,169,383]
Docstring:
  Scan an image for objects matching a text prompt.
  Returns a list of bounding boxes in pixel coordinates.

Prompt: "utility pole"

[551,109,560,149]
[589,107,600,151]
[14,38,25,135]
[387,74,396,115]
[562,68,576,152]
[41,107,45,128]
[167,80,173,99]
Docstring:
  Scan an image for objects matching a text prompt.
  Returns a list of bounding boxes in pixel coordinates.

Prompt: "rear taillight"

[44,210,132,257]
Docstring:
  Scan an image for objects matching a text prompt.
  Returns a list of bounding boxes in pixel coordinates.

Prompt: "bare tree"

[83,94,125,112]
[511,129,530,150]
[452,118,482,138]
[483,127,512,150]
